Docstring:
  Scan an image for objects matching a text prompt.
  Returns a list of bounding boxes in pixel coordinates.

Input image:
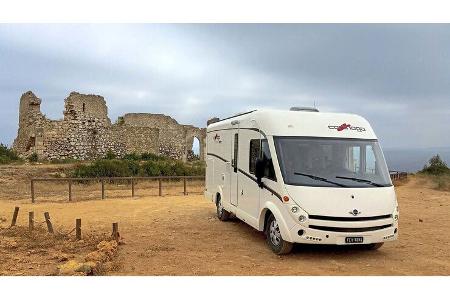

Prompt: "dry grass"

[415,173,450,191]
[0,225,111,275]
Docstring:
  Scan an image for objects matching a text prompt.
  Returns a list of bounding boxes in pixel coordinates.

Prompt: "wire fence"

[30,171,406,203]
[30,176,205,203]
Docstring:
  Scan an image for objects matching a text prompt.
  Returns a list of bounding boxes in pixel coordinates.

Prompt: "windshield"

[274,137,392,188]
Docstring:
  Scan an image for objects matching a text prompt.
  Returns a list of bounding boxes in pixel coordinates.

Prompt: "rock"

[52,253,70,262]
[3,240,18,249]
[419,219,423,222]
[58,260,83,275]
[76,261,98,275]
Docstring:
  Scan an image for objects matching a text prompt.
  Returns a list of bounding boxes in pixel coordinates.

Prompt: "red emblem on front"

[337,123,351,131]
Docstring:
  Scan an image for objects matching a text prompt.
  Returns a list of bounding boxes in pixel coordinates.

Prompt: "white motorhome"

[205,108,398,254]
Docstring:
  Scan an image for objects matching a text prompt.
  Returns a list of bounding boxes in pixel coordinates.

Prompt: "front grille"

[309,214,392,222]
[309,224,393,232]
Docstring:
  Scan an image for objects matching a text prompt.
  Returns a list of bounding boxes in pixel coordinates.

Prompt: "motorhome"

[204,108,398,254]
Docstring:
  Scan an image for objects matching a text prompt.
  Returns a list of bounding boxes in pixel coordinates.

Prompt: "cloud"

[0,24,449,148]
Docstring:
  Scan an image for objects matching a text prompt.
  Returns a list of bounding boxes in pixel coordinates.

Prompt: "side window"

[249,139,261,174]
[262,140,276,181]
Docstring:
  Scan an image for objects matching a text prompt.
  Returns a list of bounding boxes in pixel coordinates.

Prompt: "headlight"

[298,215,307,222]
[291,206,299,213]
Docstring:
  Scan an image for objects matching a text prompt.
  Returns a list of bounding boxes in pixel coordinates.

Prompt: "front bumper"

[288,223,398,245]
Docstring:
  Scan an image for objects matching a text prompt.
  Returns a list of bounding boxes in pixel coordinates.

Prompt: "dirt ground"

[1,172,449,275]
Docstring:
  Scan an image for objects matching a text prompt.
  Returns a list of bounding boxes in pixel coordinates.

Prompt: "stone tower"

[13,91,47,155]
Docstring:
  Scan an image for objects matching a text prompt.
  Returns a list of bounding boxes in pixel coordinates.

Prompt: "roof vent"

[290,107,319,112]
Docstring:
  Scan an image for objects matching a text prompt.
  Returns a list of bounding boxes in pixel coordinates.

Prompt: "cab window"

[249,139,276,181]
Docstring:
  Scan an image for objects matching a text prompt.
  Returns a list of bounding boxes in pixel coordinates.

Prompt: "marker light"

[291,206,299,213]
[298,215,307,222]
[283,195,289,202]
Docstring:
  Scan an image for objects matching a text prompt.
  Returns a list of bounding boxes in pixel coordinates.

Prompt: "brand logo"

[349,209,361,216]
[213,133,222,143]
[328,123,366,132]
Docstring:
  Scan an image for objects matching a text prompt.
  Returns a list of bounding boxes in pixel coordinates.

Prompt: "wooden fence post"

[11,207,19,227]
[68,179,72,202]
[158,177,162,196]
[101,179,105,200]
[44,212,54,234]
[131,178,135,198]
[112,222,119,241]
[76,218,81,240]
[31,179,35,203]
[183,177,187,195]
[29,211,34,231]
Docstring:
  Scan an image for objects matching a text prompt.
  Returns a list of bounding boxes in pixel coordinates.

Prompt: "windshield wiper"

[335,176,384,187]
[294,172,348,187]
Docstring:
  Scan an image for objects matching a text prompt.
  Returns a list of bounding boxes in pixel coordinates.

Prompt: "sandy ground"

[0,174,449,275]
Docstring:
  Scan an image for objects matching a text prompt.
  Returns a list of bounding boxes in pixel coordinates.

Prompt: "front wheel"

[266,214,293,255]
[216,195,230,221]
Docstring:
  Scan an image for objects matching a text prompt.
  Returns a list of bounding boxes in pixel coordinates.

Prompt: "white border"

[0,276,449,299]
[0,0,450,22]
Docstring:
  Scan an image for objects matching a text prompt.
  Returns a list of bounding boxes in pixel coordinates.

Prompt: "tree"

[421,154,449,175]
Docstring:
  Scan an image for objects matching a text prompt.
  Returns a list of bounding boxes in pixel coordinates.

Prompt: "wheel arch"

[258,202,293,242]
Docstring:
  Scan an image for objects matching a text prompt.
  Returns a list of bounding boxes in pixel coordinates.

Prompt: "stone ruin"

[12,91,206,161]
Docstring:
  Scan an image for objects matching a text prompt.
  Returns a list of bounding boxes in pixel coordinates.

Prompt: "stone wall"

[12,91,205,161]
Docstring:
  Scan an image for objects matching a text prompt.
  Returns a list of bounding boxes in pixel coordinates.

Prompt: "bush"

[50,158,78,164]
[421,154,449,175]
[28,152,39,162]
[104,150,117,160]
[140,161,161,176]
[70,156,205,178]
[123,153,141,161]
[140,152,167,161]
[0,144,21,164]
[72,159,139,178]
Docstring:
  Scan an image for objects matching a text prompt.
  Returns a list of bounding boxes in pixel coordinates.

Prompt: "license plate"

[345,237,364,243]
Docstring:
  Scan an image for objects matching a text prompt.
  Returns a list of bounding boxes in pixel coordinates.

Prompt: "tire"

[216,194,230,221]
[265,213,293,255]
[364,242,384,250]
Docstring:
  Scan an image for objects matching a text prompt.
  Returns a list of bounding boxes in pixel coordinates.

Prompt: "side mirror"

[255,158,265,186]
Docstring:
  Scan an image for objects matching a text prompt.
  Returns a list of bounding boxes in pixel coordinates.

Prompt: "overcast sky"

[0,24,449,149]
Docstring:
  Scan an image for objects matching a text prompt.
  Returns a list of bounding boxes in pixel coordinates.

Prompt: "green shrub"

[0,144,21,164]
[50,158,78,164]
[104,150,117,160]
[139,160,205,177]
[28,152,39,162]
[140,152,167,161]
[72,159,139,178]
[140,161,161,176]
[421,154,449,175]
[123,153,141,161]
[70,156,205,178]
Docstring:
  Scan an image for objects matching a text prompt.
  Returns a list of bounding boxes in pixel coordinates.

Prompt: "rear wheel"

[216,195,230,221]
[364,242,384,250]
[265,213,293,255]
